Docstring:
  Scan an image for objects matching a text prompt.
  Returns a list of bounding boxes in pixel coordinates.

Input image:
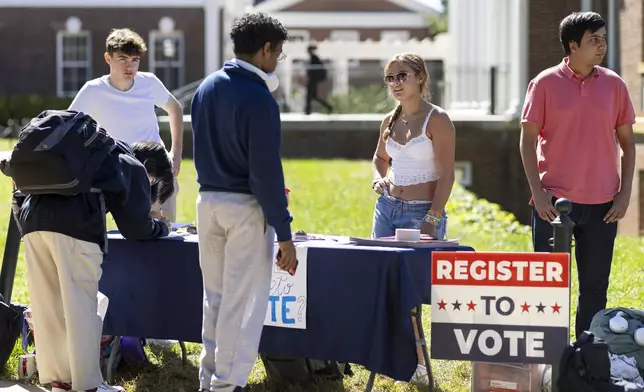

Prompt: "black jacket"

[13,141,169,249]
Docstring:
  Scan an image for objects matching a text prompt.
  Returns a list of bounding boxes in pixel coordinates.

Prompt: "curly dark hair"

[131,141,174,205]
[230,12,289,56]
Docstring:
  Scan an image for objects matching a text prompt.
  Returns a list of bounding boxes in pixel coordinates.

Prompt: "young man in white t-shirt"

[69,28,184,222]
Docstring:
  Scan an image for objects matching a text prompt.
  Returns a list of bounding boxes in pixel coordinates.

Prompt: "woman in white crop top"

[370,53,456,385]
[371,53,456,240]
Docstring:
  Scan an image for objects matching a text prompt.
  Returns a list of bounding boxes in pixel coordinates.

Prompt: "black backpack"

[557,331,643,392]
[0,294,27,370]
[260,353,352,384]
[0,110,116,195]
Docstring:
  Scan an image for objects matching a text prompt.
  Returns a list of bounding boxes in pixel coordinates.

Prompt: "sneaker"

[394,364,429,387]
[52,381,72,392]
[410,364,429,386]
[84,383,125,392]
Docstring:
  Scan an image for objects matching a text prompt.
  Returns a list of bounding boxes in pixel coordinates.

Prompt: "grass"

[1,143,643,391]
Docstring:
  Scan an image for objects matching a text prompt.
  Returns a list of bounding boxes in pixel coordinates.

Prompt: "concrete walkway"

[0,381,47,391]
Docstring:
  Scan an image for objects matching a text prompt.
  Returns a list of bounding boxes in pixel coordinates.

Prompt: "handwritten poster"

[430,251,570,364]
[264,245,308,329]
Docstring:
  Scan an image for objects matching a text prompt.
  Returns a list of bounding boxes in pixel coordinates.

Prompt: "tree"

[427,0,449,38]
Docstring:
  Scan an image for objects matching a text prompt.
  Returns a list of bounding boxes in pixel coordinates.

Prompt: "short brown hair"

[105,28,147,56]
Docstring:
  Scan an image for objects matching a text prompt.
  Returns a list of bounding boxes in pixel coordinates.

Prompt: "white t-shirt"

[69,72,171,145]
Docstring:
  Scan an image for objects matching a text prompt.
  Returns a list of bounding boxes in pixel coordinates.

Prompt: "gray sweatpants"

[196,191,274,391]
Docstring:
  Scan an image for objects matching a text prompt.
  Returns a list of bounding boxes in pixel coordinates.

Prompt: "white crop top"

[384,108,440,186]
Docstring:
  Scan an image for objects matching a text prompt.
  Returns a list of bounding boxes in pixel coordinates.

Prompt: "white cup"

[395,228,421,241]
[17,354,36,379]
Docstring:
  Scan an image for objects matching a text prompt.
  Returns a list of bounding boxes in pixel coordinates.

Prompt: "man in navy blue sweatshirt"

[190,12,296,392]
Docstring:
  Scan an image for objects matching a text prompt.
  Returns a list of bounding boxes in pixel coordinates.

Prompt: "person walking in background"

[305,45,333,114]
[371,52,456,385]
[519,11,636,340]
[190,12,297,392]
[69,28,184,222]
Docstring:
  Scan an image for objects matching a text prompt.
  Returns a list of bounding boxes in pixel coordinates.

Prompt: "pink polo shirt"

[521,57,636,204]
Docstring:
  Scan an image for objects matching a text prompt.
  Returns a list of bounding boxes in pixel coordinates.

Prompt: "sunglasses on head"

[384,72,414,84]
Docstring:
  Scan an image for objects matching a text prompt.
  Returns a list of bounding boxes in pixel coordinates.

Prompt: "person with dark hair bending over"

[191,12,296,392]
[370,52,456,386]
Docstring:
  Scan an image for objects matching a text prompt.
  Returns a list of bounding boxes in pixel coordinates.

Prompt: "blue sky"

[417,0,445,12]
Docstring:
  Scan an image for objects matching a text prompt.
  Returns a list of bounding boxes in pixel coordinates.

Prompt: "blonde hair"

[382,53,430,141]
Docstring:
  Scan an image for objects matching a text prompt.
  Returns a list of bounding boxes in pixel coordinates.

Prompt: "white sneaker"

[394,364,429,386]
[410,364,429,385]
[82,383,126,392]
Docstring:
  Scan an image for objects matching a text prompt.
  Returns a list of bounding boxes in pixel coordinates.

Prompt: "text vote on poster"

[264,245,308,329]
[430,251,570,364]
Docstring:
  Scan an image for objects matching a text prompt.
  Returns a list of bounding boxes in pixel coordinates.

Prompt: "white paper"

[264,245,308,329]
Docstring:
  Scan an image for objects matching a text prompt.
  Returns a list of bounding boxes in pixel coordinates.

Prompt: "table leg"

[413,306,434,392]
[364,371,376,392]
[179,341,188,365]
[106,336,122,383]
[362,306,434,392]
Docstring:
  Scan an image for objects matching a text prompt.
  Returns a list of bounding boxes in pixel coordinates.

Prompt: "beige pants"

[196,191,274,392]
[23,231,104,391]
[151,177,180,222]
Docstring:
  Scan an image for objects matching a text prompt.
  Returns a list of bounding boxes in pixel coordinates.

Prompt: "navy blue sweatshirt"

[191,61,292,241]
[13,141,169,250]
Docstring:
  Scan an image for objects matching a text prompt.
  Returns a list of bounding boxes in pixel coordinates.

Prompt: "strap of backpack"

[21,311,34,355]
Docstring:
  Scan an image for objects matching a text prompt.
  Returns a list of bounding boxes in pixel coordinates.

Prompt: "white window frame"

[56,30,92,98]
[149,30,185,91]
[288,29,310,42]
[330,30,360,41]
[380,30,410,42]
[454,161,473,187]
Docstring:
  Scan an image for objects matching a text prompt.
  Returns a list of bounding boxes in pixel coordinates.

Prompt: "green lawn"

[1,147,644,391]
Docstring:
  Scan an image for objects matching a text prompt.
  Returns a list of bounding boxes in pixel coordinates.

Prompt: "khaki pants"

[23,231,104,391]
[151,177,180,222]
[196,191,274,392]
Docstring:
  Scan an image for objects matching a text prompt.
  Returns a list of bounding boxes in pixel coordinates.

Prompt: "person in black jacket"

[305,45,333,115]
[13,140,171,392]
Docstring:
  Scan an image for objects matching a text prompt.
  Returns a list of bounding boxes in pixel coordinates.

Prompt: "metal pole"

[548,198,574,392]
[0,212,22,303]
[489,66,497,115]
[551,198,574,255]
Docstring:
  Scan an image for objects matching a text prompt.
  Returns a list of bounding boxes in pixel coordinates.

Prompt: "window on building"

[56,17,92,97]
[330,30,359,41]
[380,30,410,42]
[288,29,310,42]
[150,18,185,92]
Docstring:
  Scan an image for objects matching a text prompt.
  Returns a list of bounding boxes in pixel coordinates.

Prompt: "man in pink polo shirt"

[520,11,636,339]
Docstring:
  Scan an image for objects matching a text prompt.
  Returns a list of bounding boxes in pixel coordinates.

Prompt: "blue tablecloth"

[99,232,473,381]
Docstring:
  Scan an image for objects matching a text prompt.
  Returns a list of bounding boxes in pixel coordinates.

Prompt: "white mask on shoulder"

[265,73,280,93]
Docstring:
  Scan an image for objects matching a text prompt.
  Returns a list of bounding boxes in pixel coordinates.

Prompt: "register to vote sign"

[263,245,308,329]
[430,251,570,364]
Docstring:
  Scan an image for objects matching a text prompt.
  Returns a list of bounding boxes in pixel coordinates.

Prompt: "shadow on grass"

[248,377,346,392]
[112,342,200,392]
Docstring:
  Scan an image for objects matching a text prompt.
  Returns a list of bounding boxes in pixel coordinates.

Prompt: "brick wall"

[527,0,582,80]
[619,0,644,114]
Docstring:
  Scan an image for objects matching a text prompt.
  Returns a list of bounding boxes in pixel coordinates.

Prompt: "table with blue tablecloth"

[99,232,473,386]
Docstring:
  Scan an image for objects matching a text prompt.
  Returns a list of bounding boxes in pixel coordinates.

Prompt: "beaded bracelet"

[423,210,443,225]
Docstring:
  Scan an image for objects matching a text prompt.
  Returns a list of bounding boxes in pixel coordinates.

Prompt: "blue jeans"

[371,193,448,239]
